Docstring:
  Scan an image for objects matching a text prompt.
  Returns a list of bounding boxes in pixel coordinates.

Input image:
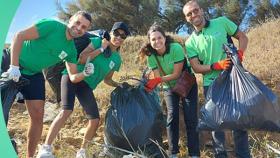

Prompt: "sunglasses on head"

[113,30,127,39]
[186,8,200,17]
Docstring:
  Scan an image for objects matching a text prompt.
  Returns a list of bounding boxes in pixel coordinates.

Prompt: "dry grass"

[243,19,280,89]
[7,18,280,157]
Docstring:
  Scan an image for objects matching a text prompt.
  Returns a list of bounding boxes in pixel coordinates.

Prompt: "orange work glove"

[211,58,232,70]
[237,49,244,62]
[145,77,162,92]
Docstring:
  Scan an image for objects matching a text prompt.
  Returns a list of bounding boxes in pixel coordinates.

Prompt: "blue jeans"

[204,86,251,158]
[164,83,200,156]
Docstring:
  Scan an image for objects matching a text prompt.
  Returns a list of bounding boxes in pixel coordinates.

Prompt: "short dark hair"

[185,0,200,7]
[73,11,92,23]
[183,0,201,13]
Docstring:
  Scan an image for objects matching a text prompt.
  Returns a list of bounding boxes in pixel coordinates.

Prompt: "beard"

[67,27,82,38]
[191,16,204,27]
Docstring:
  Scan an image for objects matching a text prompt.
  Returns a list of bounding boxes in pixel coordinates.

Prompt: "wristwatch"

[99,47,104,53]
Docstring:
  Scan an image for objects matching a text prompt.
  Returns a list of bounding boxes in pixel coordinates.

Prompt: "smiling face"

[183,1,204,28]
[110,29,126,47]
[149,31,166,54]
[67,14,91,38]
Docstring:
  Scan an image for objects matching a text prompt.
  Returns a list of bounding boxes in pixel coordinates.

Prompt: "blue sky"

[6,0,71,43]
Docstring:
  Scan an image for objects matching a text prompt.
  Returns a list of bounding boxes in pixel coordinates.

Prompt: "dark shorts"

[61,75,99,119]
[19,73,45,100]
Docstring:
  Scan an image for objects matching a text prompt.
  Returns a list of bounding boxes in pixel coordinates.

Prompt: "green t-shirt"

[19,19,77,75]
[68,37,121,90]
[185,16,238,86]
[147,42,187,89]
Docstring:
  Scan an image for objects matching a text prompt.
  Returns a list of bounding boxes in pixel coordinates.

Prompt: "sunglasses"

[186,8,200,17]
[113,31,127,39]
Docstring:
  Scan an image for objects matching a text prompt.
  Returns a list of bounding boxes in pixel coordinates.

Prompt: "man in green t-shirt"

[37,22,130,158]
[184,1,251,158]
[3,11,93,158]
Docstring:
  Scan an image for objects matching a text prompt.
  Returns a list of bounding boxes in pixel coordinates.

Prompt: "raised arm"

[78,38,110,64]
[11,25,39,66]
[3,25,40,82]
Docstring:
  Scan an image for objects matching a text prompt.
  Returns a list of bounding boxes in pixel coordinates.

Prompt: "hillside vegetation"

[8,18,280,158]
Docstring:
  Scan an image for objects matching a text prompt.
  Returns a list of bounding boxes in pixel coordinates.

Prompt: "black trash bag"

[42,29,111,103]
[90,29,111,41]
[1,48,10,73]
[0,77,29,125]
[1,49,26,154]
[42,62,65,103]
[104,83,165,158]
[0,76,29,154]
[198,44,280,131]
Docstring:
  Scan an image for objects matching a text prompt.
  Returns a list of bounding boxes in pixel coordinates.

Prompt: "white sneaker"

[76,148,86,158]
[169,154,178,158]
[98,147,113,157]
[123,154,136,158]
[36,144,55,158]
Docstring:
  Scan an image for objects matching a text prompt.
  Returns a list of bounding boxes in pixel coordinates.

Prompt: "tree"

[223,0,242,24]
[200,0,247,25]
[161,0,186,33]
[56,0,280,35]
[56,0,161,35]
[251,0,280,25]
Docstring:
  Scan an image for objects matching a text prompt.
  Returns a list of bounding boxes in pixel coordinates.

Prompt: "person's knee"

[60,110,73,118]
[26,100,44,120]
[29,109,44,123]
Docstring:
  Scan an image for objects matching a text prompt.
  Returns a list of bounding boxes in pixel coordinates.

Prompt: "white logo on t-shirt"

[109,61,115,69]
[59,50,68,59]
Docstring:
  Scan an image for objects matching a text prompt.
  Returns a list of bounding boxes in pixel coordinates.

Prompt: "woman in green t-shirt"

[38,22,130,158]
[139,24,200,158]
